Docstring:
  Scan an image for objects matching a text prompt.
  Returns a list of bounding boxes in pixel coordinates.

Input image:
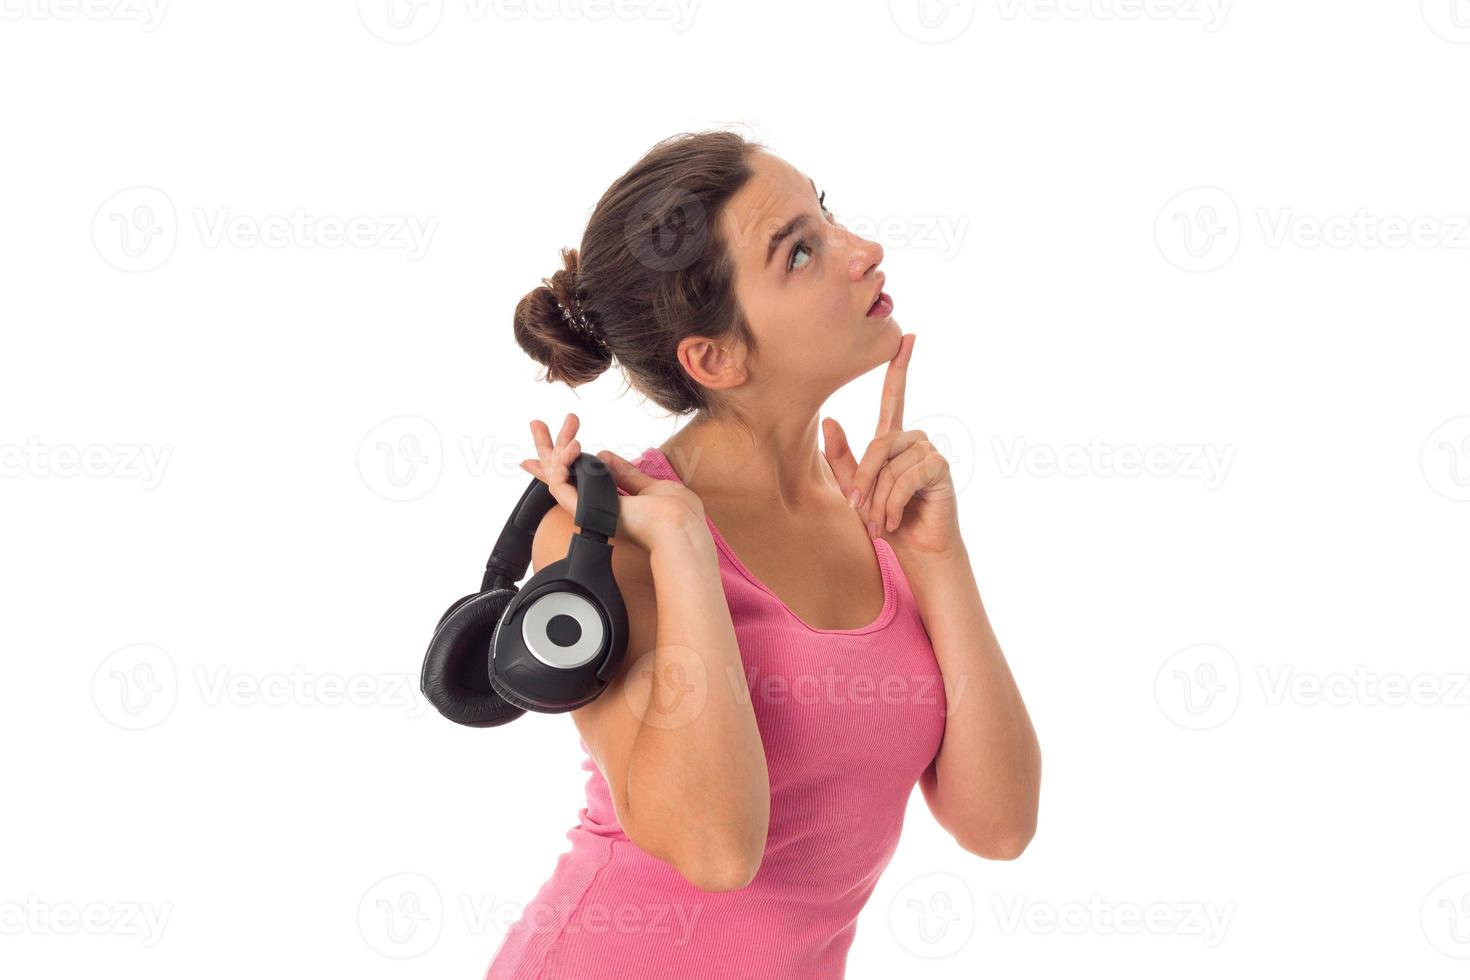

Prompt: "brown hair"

[513,129,766,420]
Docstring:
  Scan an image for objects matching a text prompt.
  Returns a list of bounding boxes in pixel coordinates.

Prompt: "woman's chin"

[875,317,903,352]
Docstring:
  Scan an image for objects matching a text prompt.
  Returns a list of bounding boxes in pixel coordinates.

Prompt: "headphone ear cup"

[421,589,528,728]
[434,592,479,633]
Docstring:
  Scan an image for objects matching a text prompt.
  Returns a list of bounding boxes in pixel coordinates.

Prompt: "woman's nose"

[848,232,883,279]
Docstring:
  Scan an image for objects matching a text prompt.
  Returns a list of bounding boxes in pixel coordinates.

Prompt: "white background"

[3,1,1468,977]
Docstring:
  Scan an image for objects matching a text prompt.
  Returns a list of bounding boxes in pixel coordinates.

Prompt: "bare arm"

[907,544,1041,860]
[533,504,770,891]
[821,337,1040,860]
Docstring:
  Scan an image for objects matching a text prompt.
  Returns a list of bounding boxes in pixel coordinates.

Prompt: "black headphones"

[419,452,629,727]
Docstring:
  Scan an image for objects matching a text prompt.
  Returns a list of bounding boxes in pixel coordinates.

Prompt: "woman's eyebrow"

[765,214,813,268]
[763,177,822,269]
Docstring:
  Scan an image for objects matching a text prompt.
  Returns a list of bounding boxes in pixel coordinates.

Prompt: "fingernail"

[886,517,897,532]
[848,489,861,509]
[867,520,879,538]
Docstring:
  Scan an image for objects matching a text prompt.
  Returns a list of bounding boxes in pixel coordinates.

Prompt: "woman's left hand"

[821,334,964,560]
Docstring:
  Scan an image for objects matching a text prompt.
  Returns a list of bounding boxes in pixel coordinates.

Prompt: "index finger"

[876,333,915,436]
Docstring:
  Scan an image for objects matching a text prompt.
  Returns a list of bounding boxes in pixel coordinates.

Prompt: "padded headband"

[480,453,619,591]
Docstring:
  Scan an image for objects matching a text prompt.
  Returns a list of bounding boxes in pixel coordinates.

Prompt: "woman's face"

[717,151,901,397]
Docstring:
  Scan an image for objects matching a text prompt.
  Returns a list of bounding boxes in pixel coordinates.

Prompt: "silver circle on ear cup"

[519,590,606,670]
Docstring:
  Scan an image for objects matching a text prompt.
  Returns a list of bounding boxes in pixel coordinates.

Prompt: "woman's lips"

[866,291,894,318]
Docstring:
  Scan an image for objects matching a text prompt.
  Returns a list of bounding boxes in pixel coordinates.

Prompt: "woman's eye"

[789,239,813,271]
[788,191,831,271]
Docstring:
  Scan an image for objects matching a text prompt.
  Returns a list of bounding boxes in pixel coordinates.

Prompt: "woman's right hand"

[519,413,707,555]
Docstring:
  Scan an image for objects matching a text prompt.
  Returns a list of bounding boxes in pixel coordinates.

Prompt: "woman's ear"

[676,334,747,392]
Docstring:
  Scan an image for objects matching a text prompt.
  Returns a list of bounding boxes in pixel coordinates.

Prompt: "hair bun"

[512,246,612,388]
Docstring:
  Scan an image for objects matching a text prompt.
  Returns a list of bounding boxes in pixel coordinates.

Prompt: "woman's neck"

[659,412,842,516]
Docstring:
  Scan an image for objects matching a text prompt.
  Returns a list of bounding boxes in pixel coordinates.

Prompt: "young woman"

[486,130,1041,979]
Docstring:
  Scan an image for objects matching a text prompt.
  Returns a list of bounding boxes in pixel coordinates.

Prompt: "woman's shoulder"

[613,446,676,495]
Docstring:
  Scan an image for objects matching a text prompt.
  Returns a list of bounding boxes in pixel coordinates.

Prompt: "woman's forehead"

[722,154,819,263]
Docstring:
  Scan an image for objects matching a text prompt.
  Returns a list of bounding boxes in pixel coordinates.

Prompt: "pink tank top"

[485,447,947,980]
